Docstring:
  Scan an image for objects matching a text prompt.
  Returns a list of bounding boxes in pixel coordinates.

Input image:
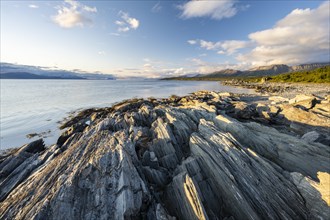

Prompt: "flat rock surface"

[1,90,329,220]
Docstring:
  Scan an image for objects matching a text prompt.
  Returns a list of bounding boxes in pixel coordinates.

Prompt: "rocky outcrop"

[246,64,291,76]
[291,63,330,72]
[1,91,329,220]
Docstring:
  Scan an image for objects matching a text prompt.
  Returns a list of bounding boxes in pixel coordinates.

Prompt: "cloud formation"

[189,2,330,67]
[179,0,238,20]
[52,0,97,28]
[238,1,330,66]
[188,58,248,74]
[29,4,39,9]
[190,39,251,55]
[115,11,140,32]
[187,40,197,45]
[151,2,162,13]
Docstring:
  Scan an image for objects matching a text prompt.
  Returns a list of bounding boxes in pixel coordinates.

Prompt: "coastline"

[222,80,330,98]
[1,79,239,150]
[1,85,330,219]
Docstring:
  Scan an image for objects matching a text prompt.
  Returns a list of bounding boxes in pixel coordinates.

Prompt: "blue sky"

[1,0,329,77]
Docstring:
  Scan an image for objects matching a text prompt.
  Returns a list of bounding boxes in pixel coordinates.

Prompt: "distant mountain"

[0,72,84,79]
[0,63,116,80]
[203,69,243,78]
[291,63,329,71]
[245,64,290,76]
[1,72,57,79]
[196,63,329,78]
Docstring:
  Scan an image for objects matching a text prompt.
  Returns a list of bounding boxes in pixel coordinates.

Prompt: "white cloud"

[179,0,238,20]
[239,1,330,66]
[110,32,120,37]
[82,5,97,13]
[98,51,106,55]
[187,40,197,45]
[113,57,249,78]
[118,27,130,32]
[191,39,250,55]
[199,40,220,50]
[29,4,39,9]
[115,20,125,26]
[188,2,329,67]
[188,58,249,74]
[52,0,97,28]
[152,2,162,13]
[115,11,140,32]
[174,67,185,74]
[218,40,252,54]
[143,63,152,68]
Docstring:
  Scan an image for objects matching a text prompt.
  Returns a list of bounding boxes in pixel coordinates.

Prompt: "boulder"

[301,131,320,143]
[289,94,318,104]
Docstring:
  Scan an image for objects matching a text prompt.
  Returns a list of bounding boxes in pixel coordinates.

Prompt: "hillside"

[266,66,330,83]
[238,66,330,83]
[164,63,329,80]
[203,69,243,78]
[244,64,291,76]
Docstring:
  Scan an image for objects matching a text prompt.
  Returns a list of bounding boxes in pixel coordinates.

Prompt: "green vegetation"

[162,76,231,81]
[163,66,330,83]
[264,66,330,83]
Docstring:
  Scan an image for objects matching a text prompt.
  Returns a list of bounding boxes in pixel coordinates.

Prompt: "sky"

[0,0,329,78]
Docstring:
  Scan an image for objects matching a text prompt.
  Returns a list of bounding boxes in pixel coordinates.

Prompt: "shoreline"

[1,79,240,150]
[221,79,330,98]
[1,85,330,219]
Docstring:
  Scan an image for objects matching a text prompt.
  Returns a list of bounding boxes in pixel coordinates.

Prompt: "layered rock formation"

[1,91,329,220]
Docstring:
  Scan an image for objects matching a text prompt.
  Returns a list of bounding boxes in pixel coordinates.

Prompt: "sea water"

[0,79,254,149]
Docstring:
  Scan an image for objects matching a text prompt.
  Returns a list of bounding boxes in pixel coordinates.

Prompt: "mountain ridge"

[0,72,85,79]
[0,62,116,80]
[172,62,330,79]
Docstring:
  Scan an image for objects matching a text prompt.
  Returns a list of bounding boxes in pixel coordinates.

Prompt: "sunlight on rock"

[183,174,207,220]
[247,148,259,158]
[310,172,330,206]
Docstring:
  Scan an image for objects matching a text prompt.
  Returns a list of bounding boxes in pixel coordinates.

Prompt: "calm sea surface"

[0,79,254,150]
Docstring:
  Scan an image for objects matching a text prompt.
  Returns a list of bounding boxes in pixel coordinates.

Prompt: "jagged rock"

[0,139,46,202]
[232,102,258,119]
[1,91,329,220]
[190,119,308,220]
[279,104,330,134]
[57,122,88,146]
[312,102,330,117]
[291,172,330,219]
[256,104,280,120]
[301,131,320,143]
[214,114,330,180]
[165,172,208,220]
[289,94,318,104]
[269,96,289,104]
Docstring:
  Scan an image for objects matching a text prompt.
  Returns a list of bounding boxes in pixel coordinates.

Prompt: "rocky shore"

[222,79,330,98]
[1,89,330,219]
